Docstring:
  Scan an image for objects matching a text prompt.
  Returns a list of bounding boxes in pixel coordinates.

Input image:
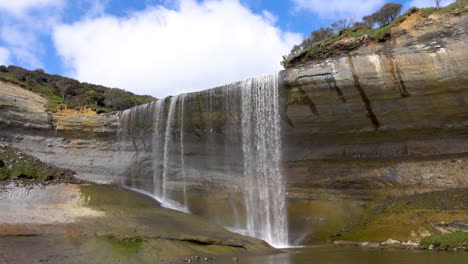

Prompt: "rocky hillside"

[0,79,122,183]
[0,65,155,113]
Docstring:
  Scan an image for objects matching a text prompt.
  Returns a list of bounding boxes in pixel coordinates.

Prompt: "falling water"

[152,99,165,198]
[120,97,189,213]
[179,94,188,208]
[240,73,288,248]
[119,72,288,247]
[161,95,179,200]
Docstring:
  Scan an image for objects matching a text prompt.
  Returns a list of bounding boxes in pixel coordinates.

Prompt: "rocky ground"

[0,146,276,263]
[0,183,276,264]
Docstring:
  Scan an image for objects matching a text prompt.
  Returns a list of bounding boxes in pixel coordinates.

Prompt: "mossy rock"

[338,188,468,242]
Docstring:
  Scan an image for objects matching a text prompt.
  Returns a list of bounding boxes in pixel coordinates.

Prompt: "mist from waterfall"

[118,73,288,247]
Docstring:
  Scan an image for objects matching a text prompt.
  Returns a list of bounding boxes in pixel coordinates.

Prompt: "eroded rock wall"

[281,11,468,189]
[0,81,124,183]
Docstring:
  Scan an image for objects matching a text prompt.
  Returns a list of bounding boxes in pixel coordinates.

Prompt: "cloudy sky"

[0,0,454,97]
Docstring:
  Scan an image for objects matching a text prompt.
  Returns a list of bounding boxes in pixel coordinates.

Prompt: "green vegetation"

[421,0,468,17]
[421,230,468,249]
[0,65,155,112]
[378,188,467,214]
[281,1,404,68]
[336,189,468,242]
[104,236,144,257]
[281,0,468,68]
[0,145,73,181]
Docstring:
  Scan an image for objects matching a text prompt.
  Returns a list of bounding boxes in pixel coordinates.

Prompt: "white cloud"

[409,0,455,8]
[291,0,385,20]
[0,46,10,65]
[0,0,64,69]
[0,0,64,15]
[53,0,301,98]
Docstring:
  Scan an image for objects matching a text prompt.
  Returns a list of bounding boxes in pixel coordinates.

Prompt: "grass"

[103,236,144,257]
[0,146,54,181]
[283,11,407,68]
[283,0,468,68]
[420,230,468,249]
[421,0,468,17]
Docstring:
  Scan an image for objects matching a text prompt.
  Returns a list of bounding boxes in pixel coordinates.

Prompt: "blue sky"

[0,0,453,97]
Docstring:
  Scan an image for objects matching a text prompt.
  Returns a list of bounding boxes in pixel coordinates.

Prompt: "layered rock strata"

[0,80,122,183]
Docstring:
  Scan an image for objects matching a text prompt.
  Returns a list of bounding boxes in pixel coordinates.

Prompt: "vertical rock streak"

[348,57,380,130]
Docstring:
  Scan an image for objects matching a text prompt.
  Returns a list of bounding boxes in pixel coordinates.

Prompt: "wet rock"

[360,242,380,248]
[333,240,363,247]
[333,241,379,248]
[185,256,201,263]
[381,239,400,246]
[398,241,420,250]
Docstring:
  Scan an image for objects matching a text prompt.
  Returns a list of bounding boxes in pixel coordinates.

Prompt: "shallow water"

[217,246,468,264]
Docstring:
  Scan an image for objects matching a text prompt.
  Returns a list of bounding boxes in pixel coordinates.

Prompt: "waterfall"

[119,72,288,247]
[121,97,189,213]
[240,73,288,248]
[151,99,165,198]
[161,95,179,200]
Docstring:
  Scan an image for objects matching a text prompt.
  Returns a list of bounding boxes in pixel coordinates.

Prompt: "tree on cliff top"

[364,2,403,28]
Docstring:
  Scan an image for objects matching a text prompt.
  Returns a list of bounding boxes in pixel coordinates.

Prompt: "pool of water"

[217,246,468,264]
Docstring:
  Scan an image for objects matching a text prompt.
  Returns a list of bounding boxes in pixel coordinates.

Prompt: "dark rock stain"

[297,86,320,117]
[326,77,347,103]
[347,57,380,130]
[280,104,295,128]
[387,55,411,98]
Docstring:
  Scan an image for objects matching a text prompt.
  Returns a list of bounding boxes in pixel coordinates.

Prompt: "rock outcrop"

[0,80,123,183]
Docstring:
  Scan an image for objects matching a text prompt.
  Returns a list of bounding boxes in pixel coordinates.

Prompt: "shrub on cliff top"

[281,2,403,68]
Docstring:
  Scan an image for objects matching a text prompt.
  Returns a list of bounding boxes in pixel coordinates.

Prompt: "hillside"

[0,65,155,113]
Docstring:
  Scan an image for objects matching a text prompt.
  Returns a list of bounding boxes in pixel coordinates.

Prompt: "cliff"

[281,9,468,189]
[0,7,467,246]
[0,80,122,183]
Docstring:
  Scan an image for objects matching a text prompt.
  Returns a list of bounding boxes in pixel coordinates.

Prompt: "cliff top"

[282,0,468,68]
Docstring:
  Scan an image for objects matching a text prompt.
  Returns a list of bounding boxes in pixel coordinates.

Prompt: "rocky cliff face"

[0,80,123,183]
[281,10,468,189]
